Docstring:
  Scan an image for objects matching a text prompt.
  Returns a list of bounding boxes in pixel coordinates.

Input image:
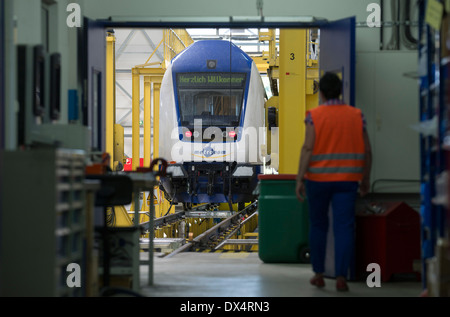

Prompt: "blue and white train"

[159,40,267,209]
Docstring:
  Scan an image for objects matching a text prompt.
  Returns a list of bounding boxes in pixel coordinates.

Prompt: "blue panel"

[84,18,106,151]
[319,17,356,106]
[68,89,78,121]
[171,40,253,135]
[171,40,253,73]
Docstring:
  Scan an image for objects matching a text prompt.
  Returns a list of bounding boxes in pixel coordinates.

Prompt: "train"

[159,40,267,210]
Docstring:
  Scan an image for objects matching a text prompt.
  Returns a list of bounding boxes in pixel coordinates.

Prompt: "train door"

[319,16,356,106]
[80,17,106,151]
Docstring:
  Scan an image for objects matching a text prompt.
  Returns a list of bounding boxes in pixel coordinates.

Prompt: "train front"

[159,40,266,207]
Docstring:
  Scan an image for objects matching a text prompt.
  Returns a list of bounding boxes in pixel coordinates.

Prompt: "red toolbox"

[355,202,421,282]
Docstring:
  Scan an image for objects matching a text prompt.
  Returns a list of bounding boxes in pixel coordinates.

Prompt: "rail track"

[139,201,259,257]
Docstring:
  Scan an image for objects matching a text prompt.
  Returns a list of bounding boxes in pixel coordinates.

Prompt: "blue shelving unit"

[418,0,448,290]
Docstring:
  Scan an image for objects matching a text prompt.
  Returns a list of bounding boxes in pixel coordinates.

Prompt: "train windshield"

[176,72,246,127]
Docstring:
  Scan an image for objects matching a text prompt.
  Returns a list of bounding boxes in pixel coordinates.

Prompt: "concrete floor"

[138,252,423,297]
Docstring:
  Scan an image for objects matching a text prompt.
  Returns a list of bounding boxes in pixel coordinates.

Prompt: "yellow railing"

[163,28,195,68]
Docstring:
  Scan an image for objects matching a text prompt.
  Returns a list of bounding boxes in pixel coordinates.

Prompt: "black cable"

[106,206,115,227]
[404,0,419,46]
[164,188,176,216]
[164,200,174,217]
[102,206,110,288]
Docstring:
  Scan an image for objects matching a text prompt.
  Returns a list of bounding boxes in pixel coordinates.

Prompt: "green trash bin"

[257,174,310,263]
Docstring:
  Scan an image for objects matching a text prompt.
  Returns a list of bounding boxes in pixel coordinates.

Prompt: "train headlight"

[232,166,254,177]
[228,131,236,138]
[185,130,192,138]
[166,165,187,178]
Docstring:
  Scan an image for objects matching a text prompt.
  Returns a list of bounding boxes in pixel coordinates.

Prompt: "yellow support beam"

[113,124,124,170]
[144,76,151,167]
[131,68,164,172]
[134,68,165,75]
[251,56,270,74]
[278,29,307,174]
[163,28,194,68]
[132,68,140,171]
[106,32,116,169]
[259,29,278,67]
[152,78,162,159]
[137,38,164,67]
[112,205,134,227]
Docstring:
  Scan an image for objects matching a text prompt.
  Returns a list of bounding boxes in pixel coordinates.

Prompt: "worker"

[295,72,372,292]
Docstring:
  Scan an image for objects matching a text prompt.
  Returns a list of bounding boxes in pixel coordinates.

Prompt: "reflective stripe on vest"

[310,153,365,161]
[308,166,364,174]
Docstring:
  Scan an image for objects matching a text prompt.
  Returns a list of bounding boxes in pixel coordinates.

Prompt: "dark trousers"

[305,180,358,277]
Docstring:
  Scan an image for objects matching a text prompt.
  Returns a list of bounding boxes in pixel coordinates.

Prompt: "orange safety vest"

[304,104,365,182]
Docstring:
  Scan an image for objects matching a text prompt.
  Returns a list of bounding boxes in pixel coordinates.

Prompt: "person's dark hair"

[319,72,342,100]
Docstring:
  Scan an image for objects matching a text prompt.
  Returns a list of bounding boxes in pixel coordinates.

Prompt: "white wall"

[357,51,420,193]
[10,0,79,126]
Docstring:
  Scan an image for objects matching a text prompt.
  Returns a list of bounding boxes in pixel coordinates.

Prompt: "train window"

[177,72,246,127]
[179,89,243,127]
